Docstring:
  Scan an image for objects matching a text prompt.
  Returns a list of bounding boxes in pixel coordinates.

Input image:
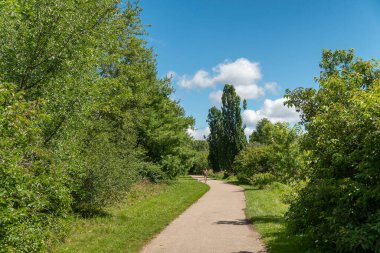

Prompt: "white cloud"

[212,58,261,85]
[177,58,263,95]
[174,58,283,103]
[208,90,224,106]
[242,98,300,130]
[235,84,265,99]
[179,70,214,88]
[187,127,210,140]
[264,82,280,94]
[244,127,254,137]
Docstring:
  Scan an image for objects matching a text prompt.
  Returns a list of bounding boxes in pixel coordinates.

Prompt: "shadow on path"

[214,219,252,225]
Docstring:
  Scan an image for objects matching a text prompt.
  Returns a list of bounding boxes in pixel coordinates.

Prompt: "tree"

[285,49,380,252]
[0,1,196,251]
[207,84,247,172]
[207,106,223,171]
[0,1,120,251]
[188,140,209,174]
[235,118,306,184]
[220,84,247,172]
[249,118,274,144]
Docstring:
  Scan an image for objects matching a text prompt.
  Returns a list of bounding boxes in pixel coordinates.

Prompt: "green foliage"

[234,145,273,183]
[188,140,209,174]
[249,118,275,144]
[0,1,195,251]
[234,118,306,186]
[0,83,71,252]
[220,84,247,171]
[249,173,277,189]
[285,49,380,252]
[207,84,247,172]
[207,106,223,171]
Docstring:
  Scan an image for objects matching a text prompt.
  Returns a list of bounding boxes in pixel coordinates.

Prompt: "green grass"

[242,182,317,253]
[53,177,209,253]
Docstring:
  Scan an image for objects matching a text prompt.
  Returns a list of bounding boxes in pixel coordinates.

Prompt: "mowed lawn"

[54,177,209,253]
[243,183,318,253]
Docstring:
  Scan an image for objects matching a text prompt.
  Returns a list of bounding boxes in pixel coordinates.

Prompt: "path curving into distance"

[140,176,267,253]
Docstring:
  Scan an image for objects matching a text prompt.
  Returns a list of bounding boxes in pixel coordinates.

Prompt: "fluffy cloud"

[242,98,300,130]
[212,58,261,85]
[187,127,210,140]
[178,58,262,88]
[187,99,299,140]
[208,90,223,106]
[235,84,265,99]
[179,70,214,88]
[176,58,266,102]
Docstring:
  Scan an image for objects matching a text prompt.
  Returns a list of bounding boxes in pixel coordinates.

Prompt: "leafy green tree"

[207,85,247,172]
[189,140,209,174]
[285,49,380,252]
[235,118,305,184]
[0,1,195,251]
[249,118,275,144]
[220,84,247,172]
[0,1,120,251]
[207,106,223,171]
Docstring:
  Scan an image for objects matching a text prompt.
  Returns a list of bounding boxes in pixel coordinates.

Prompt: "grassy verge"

[242,182,316,253]
[53,177,209,253]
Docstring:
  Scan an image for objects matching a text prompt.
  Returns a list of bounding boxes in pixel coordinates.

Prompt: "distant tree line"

[206,50,380,252]
[0,1,198,252]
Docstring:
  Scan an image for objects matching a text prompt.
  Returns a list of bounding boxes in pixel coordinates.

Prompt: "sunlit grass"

[53,177,209,253]
[243,183,317,253]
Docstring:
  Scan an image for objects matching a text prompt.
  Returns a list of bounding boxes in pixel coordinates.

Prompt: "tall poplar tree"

[220,84,247,172]
[207,84,247,172]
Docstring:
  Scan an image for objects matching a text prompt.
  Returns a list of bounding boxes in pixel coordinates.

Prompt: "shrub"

[234,145,273,178]
[189,151,209,175]
[139,163,167,183]
[234,120,307,186]
[249,173,276,189]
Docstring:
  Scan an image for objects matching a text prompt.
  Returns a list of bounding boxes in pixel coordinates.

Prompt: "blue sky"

[139,0,380,139]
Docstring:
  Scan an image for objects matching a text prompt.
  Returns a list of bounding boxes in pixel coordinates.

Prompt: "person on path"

[202,168,208,183]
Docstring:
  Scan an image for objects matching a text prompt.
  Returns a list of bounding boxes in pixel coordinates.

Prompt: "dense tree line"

[0,1,195,252]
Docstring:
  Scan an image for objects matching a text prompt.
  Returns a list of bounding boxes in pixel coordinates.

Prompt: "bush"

[66,120,140,214]
[234,144,273,178]
[234,120,307,186]
[160,155,185,180]
[248,173,276,189]
[189,151,208,175]
[208,170,225,180]
[139,163,167,183]
[281,178,309,205]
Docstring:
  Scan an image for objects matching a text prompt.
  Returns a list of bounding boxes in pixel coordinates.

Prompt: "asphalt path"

[140,176,267,253]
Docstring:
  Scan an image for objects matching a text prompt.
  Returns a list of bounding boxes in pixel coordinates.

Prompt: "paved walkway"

[140,176,267,253]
